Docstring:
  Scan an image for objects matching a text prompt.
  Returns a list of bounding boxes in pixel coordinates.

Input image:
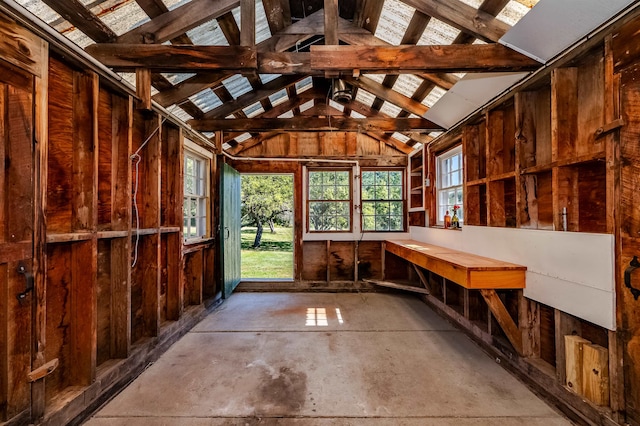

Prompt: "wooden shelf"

[46,232,94,244]
[487,171,516,182]
[97,230,130,239]
[466,178,487,186]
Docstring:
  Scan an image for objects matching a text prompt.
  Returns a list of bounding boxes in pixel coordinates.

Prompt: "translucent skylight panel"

[188,19,229,45]
[99,2,149,36]
[258,74,278,85]
[457,0,483,7]
[235,133,252,143]
[329,100,345,112]
[364,74,385,84]
[380,101,402,117]
[166,105,193,122]
[392,132,411,143]
[295,77,313,93]
[413,142,423,150]
[299,99,314,113]
[223,74,252,98]
[279,110,295,118]
[64,29,93,48]
[232,0,272,45]
[496,1,534,26]
[351,111,366,119]
[422,86,447,107]
[374,0,415,45]
[418,19,460,45]
[393,74,424,98]
[118,73,137,90]
[15,0,61,24]
[189,89,223,113]
[356,90,376,107]
[429,131,443,138]
[166,0,191,11]
[243,102,265,118]
[162,73,197,85]
[269,89,288,106]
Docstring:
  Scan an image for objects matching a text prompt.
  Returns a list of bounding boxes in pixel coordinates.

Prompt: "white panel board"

[410,225,616,330]
[424,73,529,129]
[499,0,638,63]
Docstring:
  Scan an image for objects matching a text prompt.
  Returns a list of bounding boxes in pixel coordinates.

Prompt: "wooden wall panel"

[161,124,181,227]
[184,250,203,307]
[96,239,112,366]
[328,241,354,281]
[47,58,74,234]
[97,88,113,228]
[356,241,382,280]
[576,52,605,158]
[301,241,327,281]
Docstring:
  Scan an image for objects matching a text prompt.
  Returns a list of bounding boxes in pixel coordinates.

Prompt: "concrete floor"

[86,292,572,425]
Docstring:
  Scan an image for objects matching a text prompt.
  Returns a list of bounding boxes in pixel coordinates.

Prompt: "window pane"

[362,172,375,186]
[390,201,403,215]
[362,185,375,200]
[390,216,403,231]
[336,171,350,186]
[362,202,375,215]
[363,215,375,231]
[389,186,402,200]
[389,171,402,185]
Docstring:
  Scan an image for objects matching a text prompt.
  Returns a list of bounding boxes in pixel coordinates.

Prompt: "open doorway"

[240,174,294,280]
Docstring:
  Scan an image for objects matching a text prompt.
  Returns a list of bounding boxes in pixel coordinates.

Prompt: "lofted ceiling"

[13,0,543,154]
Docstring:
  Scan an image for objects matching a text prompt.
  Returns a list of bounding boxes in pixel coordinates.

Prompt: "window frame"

[435,145,463,226]
[360,168,406,233]
[306,168,353,233]
[183,141,211,241]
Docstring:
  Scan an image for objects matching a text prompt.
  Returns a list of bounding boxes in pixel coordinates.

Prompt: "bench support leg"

[413,264,430,292]
[480,289,523,356]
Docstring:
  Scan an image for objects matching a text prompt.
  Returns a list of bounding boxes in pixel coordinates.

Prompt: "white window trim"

[436,145,463,226]
[183,139,212,241]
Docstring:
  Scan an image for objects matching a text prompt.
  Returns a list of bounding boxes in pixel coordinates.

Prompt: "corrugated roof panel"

[15,0,61,24]
[458,0,483,8]
[269,89,289,106]
[422,86,447,107]
[260,74,280,84]
[350,110,366,119]
[393,74,424,98]
[329,100,344,112]
[392,132,411,143]
[295,77,313,93]
[166,105,193,121]
[62,29,93,48]
[355,90,375,107]
[235,133,252,143]
[223,74,253,98]
[364,74,385,84]
[166,0,191,11]
[496,1,533,26]
[374,0,415,45]
[299,99,314,112]
[189,89,223,113]
[188,19,229,45]
[99,2,149,36]
[163,73,197,85]
[279,110,295,118]
[418,19,460,45]
[244,102,265,117]
[380,101,402,117]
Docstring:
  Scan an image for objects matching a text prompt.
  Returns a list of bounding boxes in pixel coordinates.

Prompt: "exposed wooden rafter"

[188,117,442,132]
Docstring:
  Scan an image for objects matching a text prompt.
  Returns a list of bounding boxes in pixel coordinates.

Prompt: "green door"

[221,163,241,298]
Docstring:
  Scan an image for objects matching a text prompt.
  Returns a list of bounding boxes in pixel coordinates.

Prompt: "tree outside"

[241,174,294,279]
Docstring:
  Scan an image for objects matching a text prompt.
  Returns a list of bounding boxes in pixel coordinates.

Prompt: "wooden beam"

[261,0,292,34]
[345,76,430,117]
[42,0,116,43]
[84,44,257,71]
[135,68,152,110]
[480,289,523,355]
[240,0,255,46]
[311,44,541,73]
[116,0,239,44]
[324,0,339,46]
[134,0,192,44]
[401,0,511,43]
[200,75,305,119]
[152,72,232,107]
[86,44,538,74]
[189,117,442,132]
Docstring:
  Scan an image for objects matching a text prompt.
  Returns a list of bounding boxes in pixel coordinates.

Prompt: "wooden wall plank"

[551,68,578,162]
[565,334,589,394]
[582,343,610,406]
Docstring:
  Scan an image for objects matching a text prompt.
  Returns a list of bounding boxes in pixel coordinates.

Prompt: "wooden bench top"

[385,239,526,290]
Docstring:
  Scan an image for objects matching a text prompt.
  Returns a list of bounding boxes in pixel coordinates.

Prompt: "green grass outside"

[241,226,293,279]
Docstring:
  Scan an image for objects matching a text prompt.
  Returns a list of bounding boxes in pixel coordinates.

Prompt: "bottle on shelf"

[452,209,460,229]
[444,211,451,229]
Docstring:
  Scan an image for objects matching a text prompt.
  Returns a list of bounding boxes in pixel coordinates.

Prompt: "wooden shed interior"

[2,0,640,424]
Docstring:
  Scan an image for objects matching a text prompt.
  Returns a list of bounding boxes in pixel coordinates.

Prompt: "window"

[361,170,404,231]
[183,149,209,239]
[307,170,351,232]
[437,146,463,225]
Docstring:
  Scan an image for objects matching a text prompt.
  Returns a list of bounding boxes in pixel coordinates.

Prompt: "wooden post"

[135,69,152,111]
[554,309,581,385]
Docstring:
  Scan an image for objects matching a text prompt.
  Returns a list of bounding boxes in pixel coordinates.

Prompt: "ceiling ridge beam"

[188,117,443,132]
